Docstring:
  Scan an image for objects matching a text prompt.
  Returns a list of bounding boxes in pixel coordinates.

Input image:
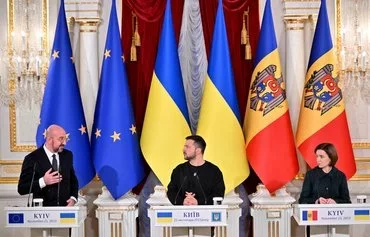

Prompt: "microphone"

[315,179,321,204]
[194,172,207,205]
[27,162,37,207]
[57,161,60,206]
[174,176,188,205]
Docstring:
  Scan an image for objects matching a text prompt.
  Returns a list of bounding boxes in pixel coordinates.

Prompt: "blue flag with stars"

[36,0,95,189]
[91,0,145,199]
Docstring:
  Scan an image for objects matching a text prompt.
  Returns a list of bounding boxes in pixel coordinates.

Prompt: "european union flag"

[91,0,145,199]
[36,0,95,189]
[8,213,24,224]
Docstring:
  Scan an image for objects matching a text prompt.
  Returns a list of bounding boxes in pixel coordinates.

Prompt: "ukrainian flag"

[141,0,191,187]
[296,0,356,179]
[156,212,173,223]
[354,210,370,221]
[60,213,76,224]
[243,0,298,193]
[197,0,249,193]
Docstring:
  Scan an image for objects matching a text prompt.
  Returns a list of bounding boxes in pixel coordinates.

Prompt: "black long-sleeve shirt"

[299,166,351,204]
[167,161,225,205]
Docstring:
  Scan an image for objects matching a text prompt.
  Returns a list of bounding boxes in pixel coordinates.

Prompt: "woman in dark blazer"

[299,143,351,204]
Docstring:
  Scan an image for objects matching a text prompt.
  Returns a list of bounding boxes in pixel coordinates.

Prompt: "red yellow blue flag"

[296,0,356,179]
[244,0,298,193]
[197,0,249,193]
[140,0,191,187]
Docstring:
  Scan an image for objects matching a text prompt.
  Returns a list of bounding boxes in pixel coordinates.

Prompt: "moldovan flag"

[244,0,298,193]
[296,0,356,179]
[197,0,249,193]
[141,0,191,187]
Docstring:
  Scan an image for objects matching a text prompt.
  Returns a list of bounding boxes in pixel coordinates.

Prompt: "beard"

[56,145,64,153]
[184,152,196,160]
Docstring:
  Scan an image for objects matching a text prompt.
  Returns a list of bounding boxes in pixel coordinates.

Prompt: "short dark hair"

[314,143,338,166]
[186,135,206,154]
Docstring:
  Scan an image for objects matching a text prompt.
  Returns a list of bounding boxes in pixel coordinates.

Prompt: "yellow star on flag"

[65,133,70,141]
[110,131,121,142]
[52,50,60,60]
[129,124,136,135]
[79,125,87,135]
[121,55,125,62]
[70,56,75,63]
[104,49,111,59]
[43,129,47,139]
[95,128,101,138]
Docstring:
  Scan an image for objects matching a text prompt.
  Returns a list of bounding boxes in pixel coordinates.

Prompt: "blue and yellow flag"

[197,0,249,193]
[141,0,191,187]
[91,0,145,199]
[244,0,298,193]
[36,0,95,189]
[296,0,355,179]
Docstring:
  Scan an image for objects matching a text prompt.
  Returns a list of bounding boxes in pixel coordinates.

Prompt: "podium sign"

[294,204,370,226]
[5,206,86,228]
[153,205,227,227]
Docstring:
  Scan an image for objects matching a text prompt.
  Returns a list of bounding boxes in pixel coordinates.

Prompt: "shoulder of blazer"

[59,149,73,162]
[26,147,47,161]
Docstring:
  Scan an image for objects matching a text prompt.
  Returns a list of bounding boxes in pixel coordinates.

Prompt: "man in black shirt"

[167,135,225,205]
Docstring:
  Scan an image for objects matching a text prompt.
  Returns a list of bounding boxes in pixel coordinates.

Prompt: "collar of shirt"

[43,144,59,167]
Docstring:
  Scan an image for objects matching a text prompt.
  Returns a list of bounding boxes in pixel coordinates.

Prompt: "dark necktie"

[52,154,58,171]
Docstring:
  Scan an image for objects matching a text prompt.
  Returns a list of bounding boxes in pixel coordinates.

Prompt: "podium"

[5,206,87,237]
[149,205,228,237]
[293,204,370,237]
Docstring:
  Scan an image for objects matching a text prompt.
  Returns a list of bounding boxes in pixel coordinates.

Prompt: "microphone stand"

[57,164,60,206]
[174,176,188,205]
[27,162,37,207]
[194,173,207,205]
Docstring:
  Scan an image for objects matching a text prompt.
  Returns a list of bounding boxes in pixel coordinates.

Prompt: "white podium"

[147,185,241,237]
[5,206,87,237]
[149,205,227,237]
[293,204,370,237]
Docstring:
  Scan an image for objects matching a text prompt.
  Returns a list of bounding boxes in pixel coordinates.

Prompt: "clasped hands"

[43,168,63,185]
[316,197,336,204]
[183,192,198,205]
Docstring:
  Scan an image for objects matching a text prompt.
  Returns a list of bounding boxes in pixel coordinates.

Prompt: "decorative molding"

[9,104,37,152]
[65,1,101,5]
[355,157,370,162]
[283,0,321,16]
[0,177,18,184]
[353,143,370,149]
[76,18,100,25]
[0,160,22,165]
[284,18,307,24]
[65,0,101,20]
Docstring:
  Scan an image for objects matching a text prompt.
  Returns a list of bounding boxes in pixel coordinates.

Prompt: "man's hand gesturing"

[43,168,62,185]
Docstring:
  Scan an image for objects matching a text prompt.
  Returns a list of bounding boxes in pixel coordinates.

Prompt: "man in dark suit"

[18,124,78,206]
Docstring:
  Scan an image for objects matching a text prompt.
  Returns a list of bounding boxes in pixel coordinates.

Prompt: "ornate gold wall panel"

[8,0,48,152]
